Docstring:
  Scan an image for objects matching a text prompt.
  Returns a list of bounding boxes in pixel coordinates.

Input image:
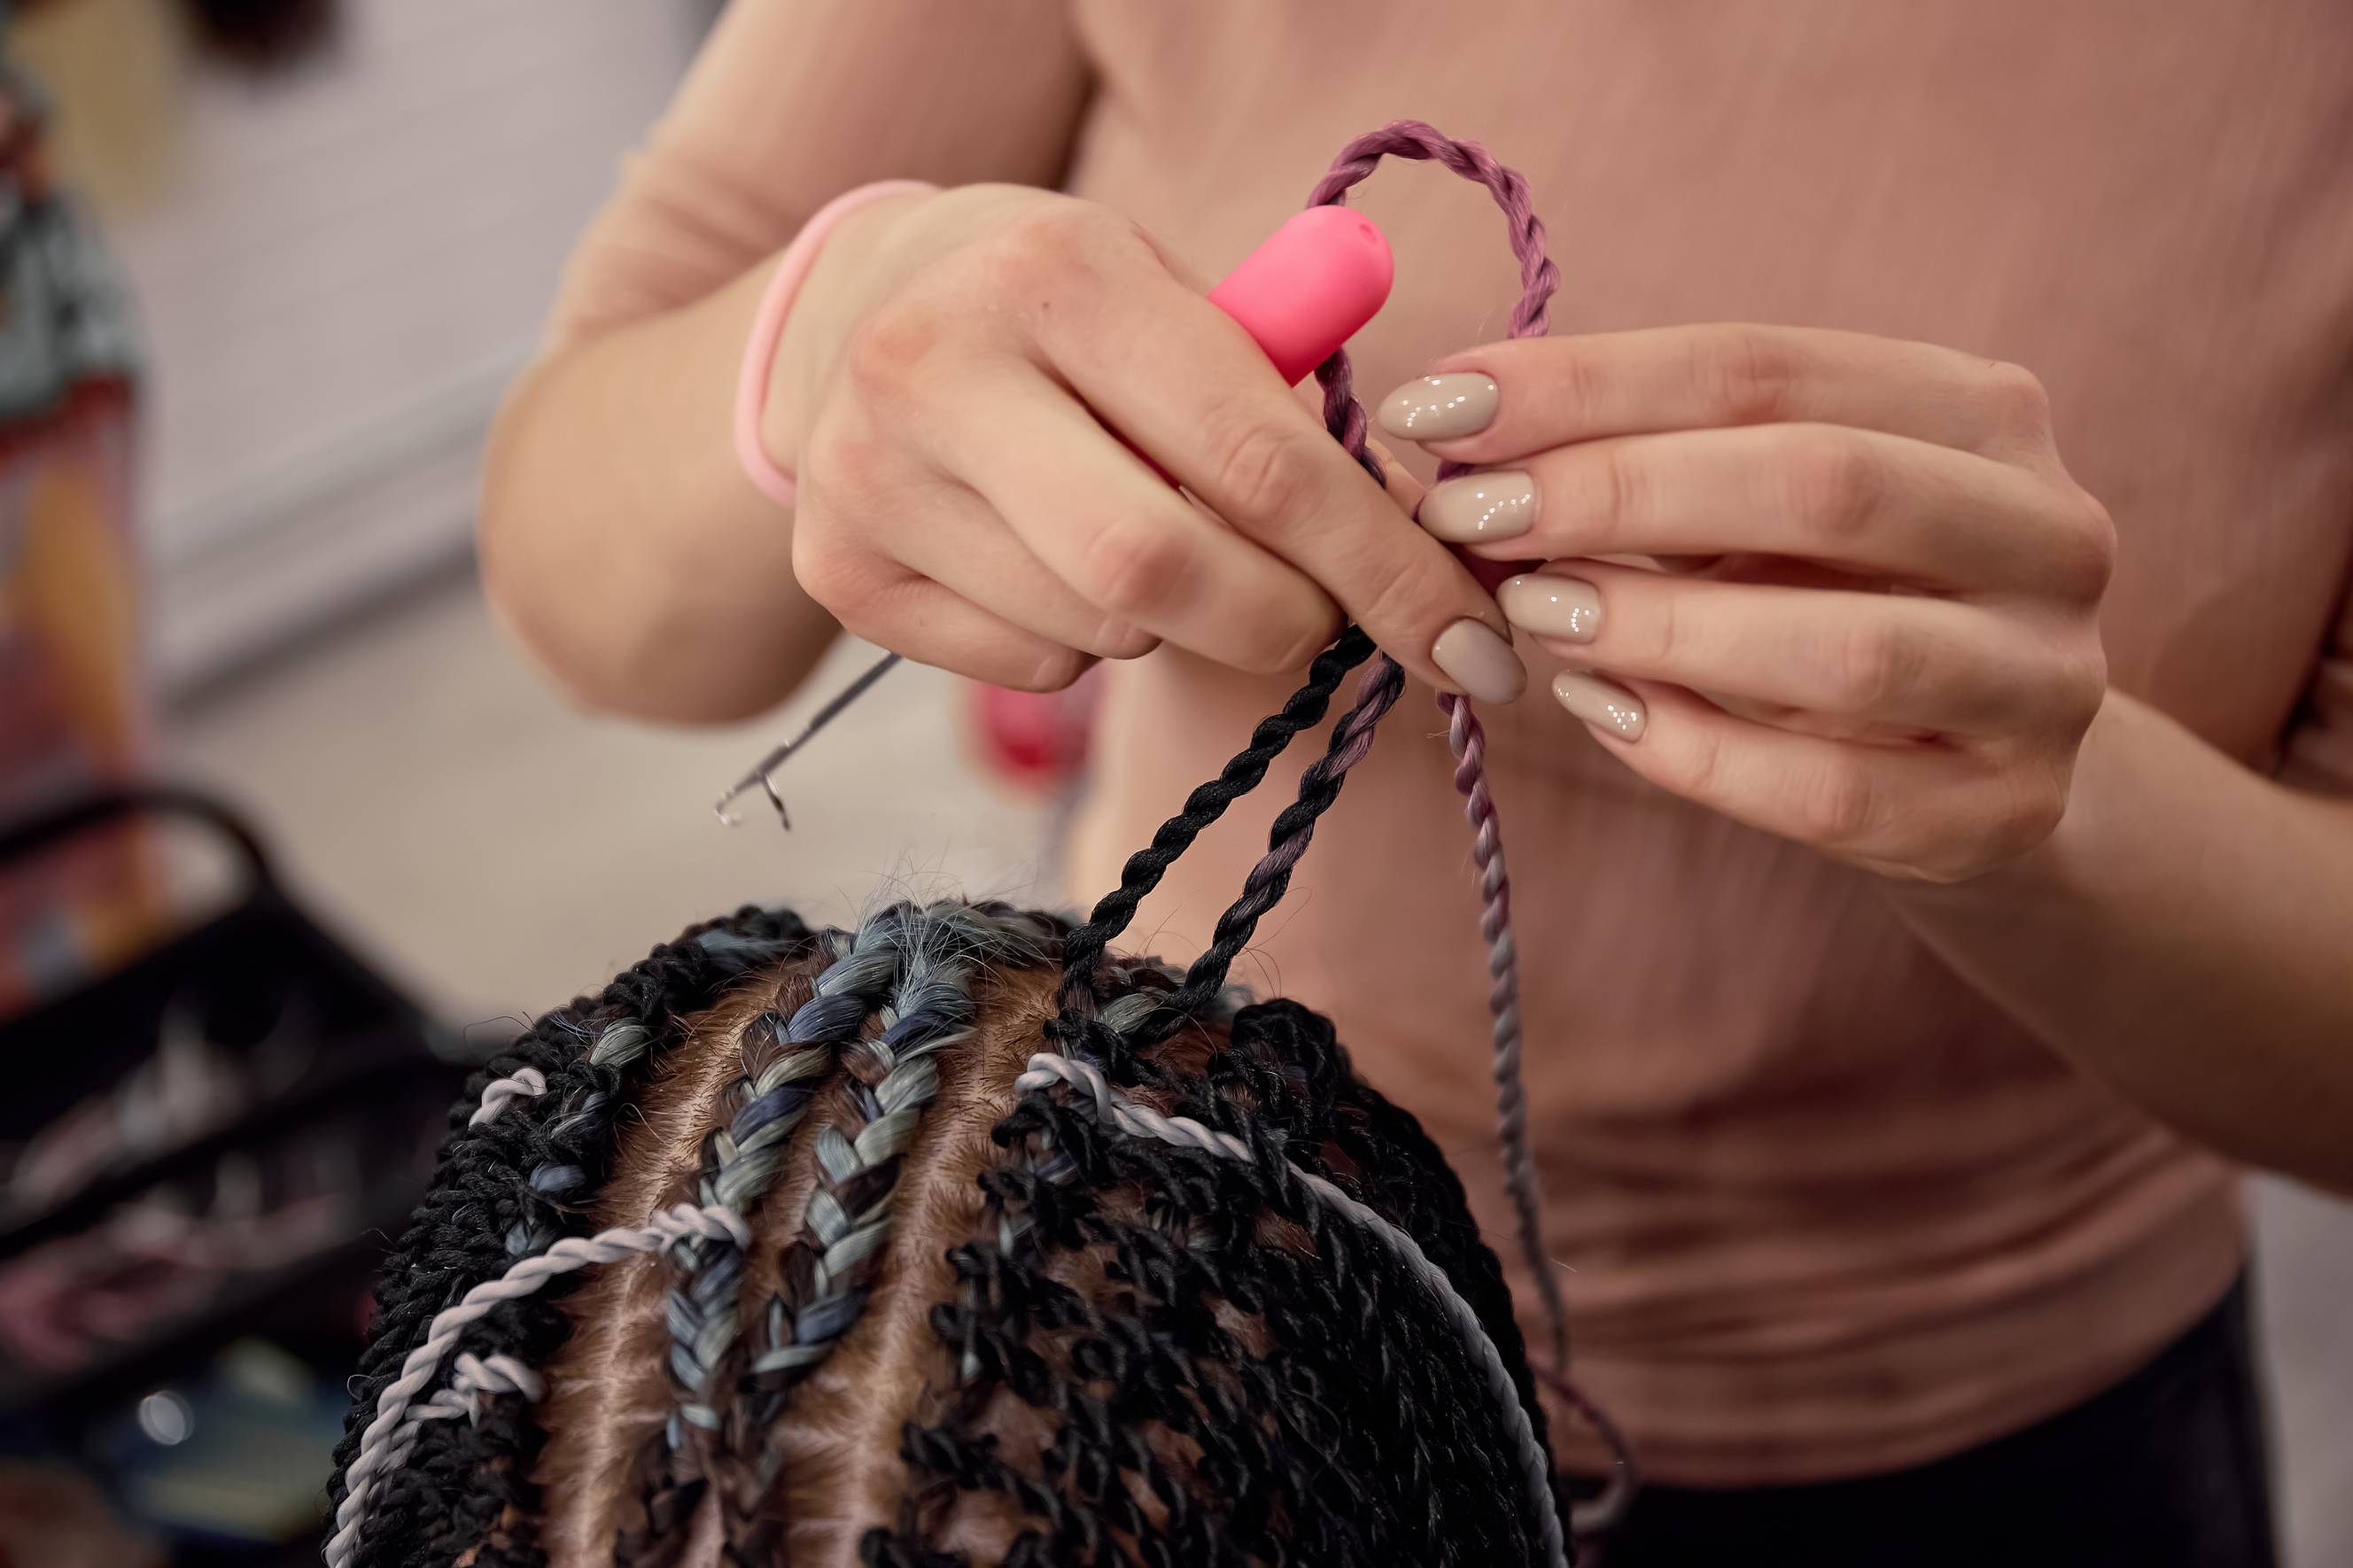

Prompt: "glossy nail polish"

[1552,671,1644,739]
[1498,574,1601,642]
[1378,373,1498,440]
[1433,619,1527,703]
[1423,472,1537,543]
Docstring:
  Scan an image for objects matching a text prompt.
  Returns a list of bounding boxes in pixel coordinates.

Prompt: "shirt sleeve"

[544,0,1091,347]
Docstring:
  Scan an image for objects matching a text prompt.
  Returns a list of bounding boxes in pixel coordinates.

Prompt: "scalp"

[536,957,1068,1568]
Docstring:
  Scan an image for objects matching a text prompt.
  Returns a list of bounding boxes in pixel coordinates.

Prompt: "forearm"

[479,259,838,723]
[1887,689,2353,1191]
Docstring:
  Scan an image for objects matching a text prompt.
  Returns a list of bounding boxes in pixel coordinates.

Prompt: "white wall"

[108,0,705,689]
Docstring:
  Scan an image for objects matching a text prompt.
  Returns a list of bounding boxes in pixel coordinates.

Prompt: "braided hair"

[330,120,1609,1568]
[329,636,1568,1566]
[330,892,1560,1568]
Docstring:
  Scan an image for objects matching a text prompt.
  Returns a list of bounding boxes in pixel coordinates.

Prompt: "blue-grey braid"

[711,904,1053,1565]
[610,924,869,1564]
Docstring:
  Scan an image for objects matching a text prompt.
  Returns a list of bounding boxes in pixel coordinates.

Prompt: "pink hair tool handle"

[1211,205,1395,385]
[973,208,1394,789]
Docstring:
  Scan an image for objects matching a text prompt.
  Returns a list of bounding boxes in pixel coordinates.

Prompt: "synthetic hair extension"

[1052,627,1380,1040]
[1305,120,1572,1382]
[333,121,1605,1568]
[329,1203,752,1568]
[876,966,1561,1567]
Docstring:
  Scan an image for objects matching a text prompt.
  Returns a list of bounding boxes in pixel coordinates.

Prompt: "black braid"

[876,1015,1552,1567]
[1142,655,1408,1036]
[337,912,1560,1568]
[1052,627,1379,1047]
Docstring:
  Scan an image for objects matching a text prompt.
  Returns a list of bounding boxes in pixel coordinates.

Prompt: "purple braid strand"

[1441,691,1565,1375]
[1309,120,1560,337]
[1309,121,1570,1386]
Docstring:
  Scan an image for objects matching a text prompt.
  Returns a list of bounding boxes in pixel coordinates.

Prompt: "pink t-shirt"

[547,0,2353,1485]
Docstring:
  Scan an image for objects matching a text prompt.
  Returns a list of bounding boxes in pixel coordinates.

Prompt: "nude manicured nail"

[1498,574,1601,642]
[1378,373,1498,440]
[1422,472,1536,542]
[1553,671,1645,739]
[1433,619,1527,703]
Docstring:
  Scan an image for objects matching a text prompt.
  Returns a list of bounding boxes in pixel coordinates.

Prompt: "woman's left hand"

[1379,324,2116,884]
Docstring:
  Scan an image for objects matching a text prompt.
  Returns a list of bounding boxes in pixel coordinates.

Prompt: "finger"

[804,555,1094,692]
[877,481,1161,662]
[1028,262,1523,700]
[1552,675,2062,881]
[924,364,1344,675]
[792,467,1094,691]
[1500,560,2092,736]
[1382,324,2060,464]
[1429,423,2111,599]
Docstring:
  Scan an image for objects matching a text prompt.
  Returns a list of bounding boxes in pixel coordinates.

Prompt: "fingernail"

[1378,373,1498,440]
[1499,573,1601,642]
[1423,472,1537,543]
[1553,671,1645,739]
[1432,618,1527,703]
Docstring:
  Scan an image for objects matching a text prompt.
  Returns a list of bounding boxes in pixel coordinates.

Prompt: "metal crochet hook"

[712,204,1393,828]
[712,650,902,827]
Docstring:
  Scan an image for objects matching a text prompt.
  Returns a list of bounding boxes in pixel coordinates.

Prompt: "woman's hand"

[765,184,1521,700]
[1380,324,2116,883]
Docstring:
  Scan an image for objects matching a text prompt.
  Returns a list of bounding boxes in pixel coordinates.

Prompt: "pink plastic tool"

[1210,205,1395,386]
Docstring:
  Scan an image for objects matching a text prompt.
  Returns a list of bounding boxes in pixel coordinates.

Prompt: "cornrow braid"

[327,1202,750,1568]
[715,906,1052,1565]
[615,916,910,1568]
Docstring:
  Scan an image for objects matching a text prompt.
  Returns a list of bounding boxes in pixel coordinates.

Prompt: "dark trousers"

[1584,1277,2279,1568]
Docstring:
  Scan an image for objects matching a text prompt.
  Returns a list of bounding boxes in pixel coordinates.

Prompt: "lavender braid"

[1442,696,1565,1370]
[327,1202,751,1568]
[714,906,1052,1565]
[1309,120,1559,338]
[1306,120,1570,1381]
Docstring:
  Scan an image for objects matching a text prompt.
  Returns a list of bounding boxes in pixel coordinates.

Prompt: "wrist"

[1882,689,2181,939]
[738,181,941,505]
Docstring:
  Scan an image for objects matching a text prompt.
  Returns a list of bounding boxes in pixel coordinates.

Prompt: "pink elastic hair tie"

[733,179,938,508]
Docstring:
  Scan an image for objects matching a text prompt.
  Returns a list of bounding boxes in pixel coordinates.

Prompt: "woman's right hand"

[760,184,1525,701]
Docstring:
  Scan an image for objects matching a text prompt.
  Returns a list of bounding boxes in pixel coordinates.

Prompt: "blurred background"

[0,2,2341,1564]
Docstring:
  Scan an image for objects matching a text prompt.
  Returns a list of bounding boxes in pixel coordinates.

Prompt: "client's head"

[330,901,1560,1568]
